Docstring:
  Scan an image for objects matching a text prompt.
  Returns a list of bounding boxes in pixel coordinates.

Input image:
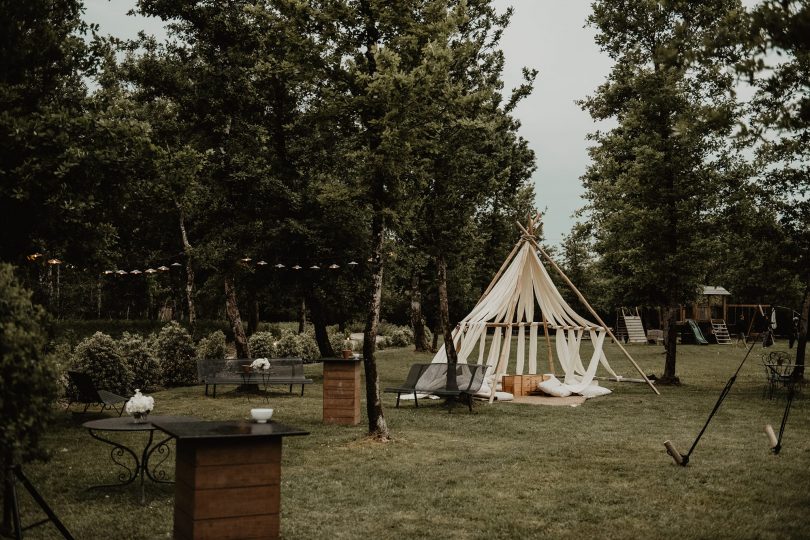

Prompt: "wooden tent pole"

[475,239,525,306]
[522,232,660,395]
[542,311,554,373]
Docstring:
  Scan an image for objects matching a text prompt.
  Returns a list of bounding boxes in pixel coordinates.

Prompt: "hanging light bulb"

[257,260,268,266]
[292,265,302,270]
[329,264,339,269]
[130,269,142,275]
[116,270,128,275]
[27,253,43,261]
[47,258,62,265]
[310,265,320,270]
[171,262,182,267]
[274,263,286,269]
[157,266,169,271]
[240,257,252,263]
[103,270,114,275]
[145,268,157,274]
[348,261,358,266]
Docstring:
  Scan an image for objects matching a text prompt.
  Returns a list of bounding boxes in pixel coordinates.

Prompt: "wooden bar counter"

[322,357,362,425]
[152,420,308,540]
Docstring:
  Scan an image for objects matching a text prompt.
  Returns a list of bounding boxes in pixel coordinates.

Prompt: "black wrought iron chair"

[66,371,127,415]
[762,352,802,400]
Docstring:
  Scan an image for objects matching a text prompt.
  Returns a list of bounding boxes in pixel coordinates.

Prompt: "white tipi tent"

[432,214,658,401]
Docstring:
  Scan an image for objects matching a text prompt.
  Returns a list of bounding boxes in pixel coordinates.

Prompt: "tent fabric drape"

[432,241,621,399]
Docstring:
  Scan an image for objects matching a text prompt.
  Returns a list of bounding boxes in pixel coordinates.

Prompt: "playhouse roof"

[702,286,731,296]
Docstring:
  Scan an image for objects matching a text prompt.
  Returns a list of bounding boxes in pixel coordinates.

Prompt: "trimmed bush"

[275,330,320,361]
[387,327,414,347]
[71,332,133,396]
[0,264,60,463]
[118,332,161,391]
[197,330,227,360]
[329,332,352,356]
[155,321,197,386]
[248,331,276,358]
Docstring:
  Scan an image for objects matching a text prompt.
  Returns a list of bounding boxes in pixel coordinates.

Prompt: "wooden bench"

[196,358,313,398]
[384,363,487,412]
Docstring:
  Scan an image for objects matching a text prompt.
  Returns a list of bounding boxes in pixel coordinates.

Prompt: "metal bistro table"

[82,415,198,504]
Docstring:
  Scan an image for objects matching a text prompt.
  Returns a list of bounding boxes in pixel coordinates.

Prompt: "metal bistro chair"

[762,352,801,400]
[66,371,128,415]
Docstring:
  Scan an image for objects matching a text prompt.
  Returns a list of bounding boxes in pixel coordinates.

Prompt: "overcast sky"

[83,1,613,246]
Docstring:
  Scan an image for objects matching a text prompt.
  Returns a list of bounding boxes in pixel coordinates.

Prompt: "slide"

[686,319,709,345]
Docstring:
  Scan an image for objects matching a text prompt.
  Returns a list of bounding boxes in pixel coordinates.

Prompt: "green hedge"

[54,319,233,343]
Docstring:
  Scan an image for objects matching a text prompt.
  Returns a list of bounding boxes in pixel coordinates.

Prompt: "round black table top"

[82,415,199,432]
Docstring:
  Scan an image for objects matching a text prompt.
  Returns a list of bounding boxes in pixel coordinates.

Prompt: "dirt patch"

[510,395,587,406]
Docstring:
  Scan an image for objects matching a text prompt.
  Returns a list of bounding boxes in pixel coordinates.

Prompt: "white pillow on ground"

[494,391,514,401]
[579,385,612,398]
[538,376,572,397]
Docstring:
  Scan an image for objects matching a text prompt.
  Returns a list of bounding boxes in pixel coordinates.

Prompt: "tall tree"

[741,0,810,376]
[581,0,745,383]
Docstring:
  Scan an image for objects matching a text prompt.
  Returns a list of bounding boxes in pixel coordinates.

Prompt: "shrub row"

[65,322,225,395]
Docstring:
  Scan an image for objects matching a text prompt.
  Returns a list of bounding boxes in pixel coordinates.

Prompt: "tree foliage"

[581,0,745,382]
[0,264,58,464]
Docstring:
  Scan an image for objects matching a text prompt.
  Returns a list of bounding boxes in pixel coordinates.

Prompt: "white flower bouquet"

[251,358,271,370]
[125,389,154,419]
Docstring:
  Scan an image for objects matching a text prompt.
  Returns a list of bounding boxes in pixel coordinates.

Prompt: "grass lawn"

[10,339,810,539]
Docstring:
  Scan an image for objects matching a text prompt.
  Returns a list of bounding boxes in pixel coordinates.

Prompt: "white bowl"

[250,408,274,423]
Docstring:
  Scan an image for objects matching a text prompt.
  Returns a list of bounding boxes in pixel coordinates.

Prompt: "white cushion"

[538,376,572,397]
[579,384,612,398]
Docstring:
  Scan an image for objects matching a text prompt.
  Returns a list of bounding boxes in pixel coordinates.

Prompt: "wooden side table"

[153,420,308,540]
[322,357,362,425]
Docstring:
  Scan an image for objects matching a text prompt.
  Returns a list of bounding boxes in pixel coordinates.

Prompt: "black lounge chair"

[66,371,127,416]
[384,364,428,408]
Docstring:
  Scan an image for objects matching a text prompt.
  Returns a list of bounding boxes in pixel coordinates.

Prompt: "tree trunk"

[176,202,197,330]
[309,294,335,358]
[224,274,250,358]
[660,306,680,384]
[298,297,306,334]
[437,255,459,399]
[362,212,389,440]
[794,286,809,380]
[1,451,13,537]
[410,272,431,352]
[432,322,440,351]
[247,294,259,336]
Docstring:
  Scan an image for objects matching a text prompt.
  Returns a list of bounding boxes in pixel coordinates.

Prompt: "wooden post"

[153,420,308,540]
[542,311,554,374]
[322,358,362,425]
[520,230,660,395]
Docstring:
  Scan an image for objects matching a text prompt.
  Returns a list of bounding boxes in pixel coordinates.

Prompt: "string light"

[27,251,365,277]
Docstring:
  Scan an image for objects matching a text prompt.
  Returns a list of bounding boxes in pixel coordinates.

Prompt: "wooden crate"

[501,374,553,396]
